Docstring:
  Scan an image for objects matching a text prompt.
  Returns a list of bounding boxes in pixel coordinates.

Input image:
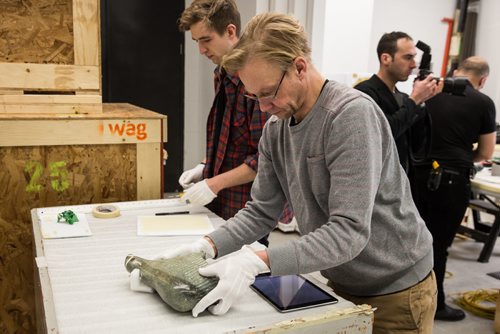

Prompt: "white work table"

[472,167,500,198]
[32,199,373,334]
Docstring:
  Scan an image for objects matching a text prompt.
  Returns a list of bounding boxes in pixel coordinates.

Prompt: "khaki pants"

[331,271,437,334]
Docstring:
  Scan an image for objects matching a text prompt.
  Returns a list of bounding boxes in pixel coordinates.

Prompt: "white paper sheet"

[39,211,92,239]
[137,214,214,236]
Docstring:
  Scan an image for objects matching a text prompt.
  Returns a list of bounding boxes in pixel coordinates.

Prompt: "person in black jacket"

[355,31,440,174]
[412,56,496,321]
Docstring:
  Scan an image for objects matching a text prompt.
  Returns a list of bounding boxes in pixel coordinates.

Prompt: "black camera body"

[416,40,467,96]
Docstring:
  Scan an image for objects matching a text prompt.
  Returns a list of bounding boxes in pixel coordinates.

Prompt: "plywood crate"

[0,0,102,114]
[0,103,167,333]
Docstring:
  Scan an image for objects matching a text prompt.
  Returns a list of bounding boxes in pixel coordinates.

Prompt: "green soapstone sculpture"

[125,252,218,312]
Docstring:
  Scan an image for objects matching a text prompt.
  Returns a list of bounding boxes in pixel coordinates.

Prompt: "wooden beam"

[0,103,103,114]
[0,63,99,91]
[0,103,167,120]
[73,0,100,67]
[0,95,102,104]
[136,142,162,200]
[0,89,23,95]
[0,94,103,114]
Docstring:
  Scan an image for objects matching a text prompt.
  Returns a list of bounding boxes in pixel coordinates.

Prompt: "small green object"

[57,210,79,225]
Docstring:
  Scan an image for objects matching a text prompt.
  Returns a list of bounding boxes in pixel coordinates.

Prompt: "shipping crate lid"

[0,103,167,120]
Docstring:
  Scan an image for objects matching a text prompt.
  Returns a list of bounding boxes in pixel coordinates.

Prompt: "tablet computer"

[251,274,338,313]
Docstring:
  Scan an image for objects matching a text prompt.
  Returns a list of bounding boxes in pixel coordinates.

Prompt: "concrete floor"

[268,228,500,334]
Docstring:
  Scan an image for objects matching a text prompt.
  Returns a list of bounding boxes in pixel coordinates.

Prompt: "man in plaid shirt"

[178,0,292,242]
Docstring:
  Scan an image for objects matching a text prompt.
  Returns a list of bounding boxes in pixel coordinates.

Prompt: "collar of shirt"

[214,66,241,87]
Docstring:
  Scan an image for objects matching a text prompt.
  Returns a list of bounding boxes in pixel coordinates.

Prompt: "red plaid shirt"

[204,67,293,223]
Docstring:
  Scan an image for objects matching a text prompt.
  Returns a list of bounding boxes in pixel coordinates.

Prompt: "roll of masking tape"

[92,204,120,218]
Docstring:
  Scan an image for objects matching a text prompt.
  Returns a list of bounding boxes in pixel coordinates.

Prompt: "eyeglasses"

[245,69,287,104]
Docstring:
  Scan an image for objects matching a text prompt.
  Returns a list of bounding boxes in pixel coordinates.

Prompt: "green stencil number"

[25,161,44,192]
[49,161,70,192]
[25,160,70,193]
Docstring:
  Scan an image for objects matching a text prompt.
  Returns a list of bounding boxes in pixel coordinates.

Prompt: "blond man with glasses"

[156,13,437,333]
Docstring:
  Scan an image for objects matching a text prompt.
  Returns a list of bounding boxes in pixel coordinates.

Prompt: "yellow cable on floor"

[454,289,500,320]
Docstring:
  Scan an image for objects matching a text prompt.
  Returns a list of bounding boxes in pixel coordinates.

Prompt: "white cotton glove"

[182,180,217,206]
[179,163,205,189]
[192,246,270,317]
[154,237,216,260]
[129,268,154,293]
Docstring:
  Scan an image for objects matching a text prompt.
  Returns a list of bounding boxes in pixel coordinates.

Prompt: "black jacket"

[355,75,429,173]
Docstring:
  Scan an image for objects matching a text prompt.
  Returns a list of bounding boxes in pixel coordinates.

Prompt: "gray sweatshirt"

[208,81,433,296]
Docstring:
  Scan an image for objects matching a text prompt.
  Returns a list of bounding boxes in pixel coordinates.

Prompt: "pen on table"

[155,211,190,216]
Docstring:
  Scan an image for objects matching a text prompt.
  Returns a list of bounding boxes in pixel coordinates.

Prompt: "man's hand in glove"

[178,163,205,189]
[182,180,217,206]
[155,237,216,260]
[192,246,270,317]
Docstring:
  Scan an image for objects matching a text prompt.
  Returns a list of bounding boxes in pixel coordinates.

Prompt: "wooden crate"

[0,103,166,333]
[0,0,102,114]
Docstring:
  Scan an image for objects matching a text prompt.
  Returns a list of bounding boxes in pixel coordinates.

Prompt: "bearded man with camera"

[355,31,440,175]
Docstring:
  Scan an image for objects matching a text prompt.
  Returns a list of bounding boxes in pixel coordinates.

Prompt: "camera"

[415,40,467,96]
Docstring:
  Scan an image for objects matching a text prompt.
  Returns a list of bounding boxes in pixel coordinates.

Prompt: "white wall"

[476,0,500,114]
[183,27,214,169]
[322,0,375,75]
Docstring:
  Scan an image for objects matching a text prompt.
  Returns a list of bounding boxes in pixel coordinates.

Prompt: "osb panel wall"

[0,144,137,333]
[0,0,74,64]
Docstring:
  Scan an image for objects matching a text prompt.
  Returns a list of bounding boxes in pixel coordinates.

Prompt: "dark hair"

[178,0,241,37]
[376,31,412,61]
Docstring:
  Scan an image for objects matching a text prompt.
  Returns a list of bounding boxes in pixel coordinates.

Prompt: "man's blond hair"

[178,0,241,36]
[222,12,311,73]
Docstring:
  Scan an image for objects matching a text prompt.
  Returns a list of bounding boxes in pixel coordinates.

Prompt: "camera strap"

[410,108,433,164]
